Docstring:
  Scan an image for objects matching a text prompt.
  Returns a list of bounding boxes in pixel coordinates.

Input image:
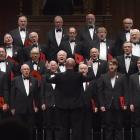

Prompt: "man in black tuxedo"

[25,47,46,76]
[116,41,138,135]
[9,15,30,64]
[46,16,67,61]
[113,18,133,57]
[97,58,128,140]
[61,27,84,60]
[24,32,47,62]
[9,15,30,48]
[0,47,18,101]
[79,63,99,140]
[77,13,98,59]
[46,58,93,140]
[0,71,9,120]
[94,27,114,61]
[3,33,22,65]
[11,64,39,135]
[116,41,138,78]
[41,60,58,140]
[87,48,108,79]
[129,58,140,140]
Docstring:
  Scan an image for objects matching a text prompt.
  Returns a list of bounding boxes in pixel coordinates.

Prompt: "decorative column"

[105,0,111,14]
[83,0,94,13]
[32,0,43,15]
[19,0,23,15]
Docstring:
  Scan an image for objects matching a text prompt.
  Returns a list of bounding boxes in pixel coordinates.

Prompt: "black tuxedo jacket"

[46,28,67,61]
[77,25,98,59]
[88,59,108,79]
[93,38,114,60]
[41,74,56,107]
[129,73,140,107]
[25,60,46,75]
[97,72,128,110]
[9,28,30,48]
[113,30,130,57]
[116,55,138,77]
[61,40,84,59]
[5,45,23,64]
[11,76,39,114]
[47,69,93,109]
[0,71,9,104]
[83,80,99,109]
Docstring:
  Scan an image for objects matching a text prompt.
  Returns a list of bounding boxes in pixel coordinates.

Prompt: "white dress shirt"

[111,76,116,88]
[6,47,13,58]
[23,77,29,96]
[55,29,62,46]
[92,62,98,76]
[124,54,131,73]
[89,28,95,40]
[132,43,140,57]
[0,61,6,72]
[125,32,130,41]
[19,29,26,45]
[99,42,107,60]
[50,74,56,90]
[69,42,75,54]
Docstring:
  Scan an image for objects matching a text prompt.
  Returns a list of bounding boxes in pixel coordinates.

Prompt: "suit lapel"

[106,73,113,88]
[16,29,24,46]
[52,29,58,47]
[19,76,28,96]
[85,26,93,40]
[128,56,135,73]
[120,56,126,72]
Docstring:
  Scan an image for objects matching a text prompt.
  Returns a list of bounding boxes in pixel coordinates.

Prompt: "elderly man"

[11,64,39,136]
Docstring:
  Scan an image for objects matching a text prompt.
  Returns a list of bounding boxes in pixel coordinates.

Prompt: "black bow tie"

[125,30,130,33]
[100,40,106,43]
[88,25,94,29]
[93,60,98,63]
[32,44,38,47]
[6,46,12,49]
[0,60,5,63]
[33,61,38,65]
[59,63,64,66]
[125,56,131,59]
[23,77,29,80]
[70,40,75,43]
[56,29,62,32]
[20,28,25,31]
[133,42,140,45]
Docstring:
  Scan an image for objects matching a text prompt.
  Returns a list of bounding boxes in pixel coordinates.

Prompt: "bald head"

[65,58,76,69]
[21,64,30,77]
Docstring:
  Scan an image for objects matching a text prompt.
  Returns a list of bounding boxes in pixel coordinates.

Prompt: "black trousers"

[55,107,85,140]
[132,108,140,140]
[102,109,123,140]
[43,107,57,140]
[84,107,101,140]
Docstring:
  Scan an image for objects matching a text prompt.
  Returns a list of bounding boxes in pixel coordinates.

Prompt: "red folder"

[91,99,96,112]
[75,53,84,64]
[119,96,125,108]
